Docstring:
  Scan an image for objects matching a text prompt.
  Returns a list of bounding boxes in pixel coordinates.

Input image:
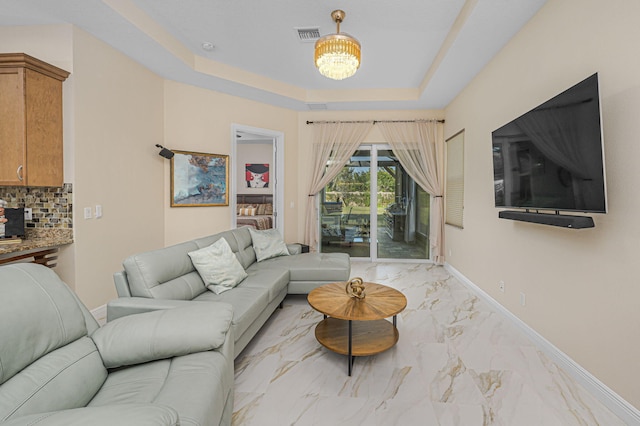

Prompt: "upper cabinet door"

[0,53,69,187]
[0,67,27,186]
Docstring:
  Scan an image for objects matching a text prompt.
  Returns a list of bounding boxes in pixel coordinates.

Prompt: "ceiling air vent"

[295,27,321,43]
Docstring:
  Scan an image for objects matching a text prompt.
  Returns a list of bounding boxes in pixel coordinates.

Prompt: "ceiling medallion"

[314,10,361,80]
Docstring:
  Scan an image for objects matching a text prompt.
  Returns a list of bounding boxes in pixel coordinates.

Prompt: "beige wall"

[71,28,165,309]
[444,0,640,407]
[0,25,73,71]
[163,80,299,245]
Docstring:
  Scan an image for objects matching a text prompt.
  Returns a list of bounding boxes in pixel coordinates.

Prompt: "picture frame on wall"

[170,150,229,207]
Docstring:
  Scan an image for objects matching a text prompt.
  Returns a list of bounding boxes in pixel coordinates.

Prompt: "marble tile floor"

[232,262,626,426]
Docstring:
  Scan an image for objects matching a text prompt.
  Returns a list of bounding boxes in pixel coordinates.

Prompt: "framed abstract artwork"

[170,150,229,207]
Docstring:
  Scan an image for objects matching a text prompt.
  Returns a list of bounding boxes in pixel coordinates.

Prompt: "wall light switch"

[95,205,103,218]
[24,208,33,221]
[84,207,92,219]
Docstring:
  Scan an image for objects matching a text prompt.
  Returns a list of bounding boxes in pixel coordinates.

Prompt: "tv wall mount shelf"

[498,210,595,229]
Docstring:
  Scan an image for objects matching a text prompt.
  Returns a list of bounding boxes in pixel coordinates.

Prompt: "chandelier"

[314,10,361,80]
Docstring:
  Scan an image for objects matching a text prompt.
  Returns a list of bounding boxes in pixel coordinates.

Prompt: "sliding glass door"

[320,148,372,258]
[376,148,429,260]
[320,145,429,261]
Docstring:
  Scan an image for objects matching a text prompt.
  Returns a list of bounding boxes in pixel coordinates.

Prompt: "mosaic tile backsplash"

[0,183,73,229]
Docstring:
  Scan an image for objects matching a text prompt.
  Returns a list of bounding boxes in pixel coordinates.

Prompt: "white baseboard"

[90,304,107,326]
[445,263,640,425]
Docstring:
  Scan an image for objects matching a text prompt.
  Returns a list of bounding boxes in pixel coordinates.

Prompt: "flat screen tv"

[492,73,606,214]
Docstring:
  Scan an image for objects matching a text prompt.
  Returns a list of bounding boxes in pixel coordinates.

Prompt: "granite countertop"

[0,228,73,256]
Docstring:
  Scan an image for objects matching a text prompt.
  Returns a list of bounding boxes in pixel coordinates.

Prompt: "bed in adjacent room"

[236,194,274,230]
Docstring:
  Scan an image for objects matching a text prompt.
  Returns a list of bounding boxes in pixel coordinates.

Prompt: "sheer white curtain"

[378,121,446,264]
[304,122,374,250]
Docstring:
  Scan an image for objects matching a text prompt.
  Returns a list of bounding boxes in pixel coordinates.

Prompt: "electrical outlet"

[24,208,32,220]
[520,292,526,306]
[498,280,505,293]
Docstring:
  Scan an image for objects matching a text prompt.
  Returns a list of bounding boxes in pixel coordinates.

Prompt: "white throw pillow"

[188,237,248,294]
[249,228,290,262]
[238,207,256,216]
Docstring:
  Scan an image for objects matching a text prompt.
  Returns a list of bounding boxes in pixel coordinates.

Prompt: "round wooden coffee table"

[307,281,407,375]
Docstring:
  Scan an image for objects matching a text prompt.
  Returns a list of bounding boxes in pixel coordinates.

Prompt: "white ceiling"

[0,0,547,111]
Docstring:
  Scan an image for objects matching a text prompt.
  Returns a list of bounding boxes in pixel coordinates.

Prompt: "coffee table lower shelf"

[315,317,399,375]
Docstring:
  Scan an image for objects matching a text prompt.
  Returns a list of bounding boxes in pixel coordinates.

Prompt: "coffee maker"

[0,207,25,238]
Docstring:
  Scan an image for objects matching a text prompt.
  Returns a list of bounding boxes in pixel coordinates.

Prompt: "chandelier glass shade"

[314,10,361,80]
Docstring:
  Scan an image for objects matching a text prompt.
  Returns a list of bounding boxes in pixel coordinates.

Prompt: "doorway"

[319,145,429,261]
[230,124,284,232]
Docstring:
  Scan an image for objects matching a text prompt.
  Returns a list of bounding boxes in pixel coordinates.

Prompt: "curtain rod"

[305,119,445,125]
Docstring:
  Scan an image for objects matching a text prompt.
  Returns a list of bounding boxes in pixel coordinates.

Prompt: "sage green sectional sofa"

[0,228,349,426]
[107,226,351,358]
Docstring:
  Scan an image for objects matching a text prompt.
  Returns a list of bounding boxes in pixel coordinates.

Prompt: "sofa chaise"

[107,226,350,358]
[0,263,234,426]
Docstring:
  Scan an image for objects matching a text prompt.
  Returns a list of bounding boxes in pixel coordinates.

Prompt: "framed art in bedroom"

[170,150,229,207]
[245,163,269,188]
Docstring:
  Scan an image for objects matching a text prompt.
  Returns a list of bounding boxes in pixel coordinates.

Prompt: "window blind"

[446,131,464,228]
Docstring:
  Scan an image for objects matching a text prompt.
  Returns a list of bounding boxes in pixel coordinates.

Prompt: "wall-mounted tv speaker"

[498,210,595,229]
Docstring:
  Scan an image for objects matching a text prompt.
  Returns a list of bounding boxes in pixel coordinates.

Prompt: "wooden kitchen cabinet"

[0,53,69,187]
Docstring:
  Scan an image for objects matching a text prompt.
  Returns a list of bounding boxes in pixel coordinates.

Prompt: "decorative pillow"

[239,207,256,216]
[188,238,247,294]
[236,203,255,214]
[248,228,290,262]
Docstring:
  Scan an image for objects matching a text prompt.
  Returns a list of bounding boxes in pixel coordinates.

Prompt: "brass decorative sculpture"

[345,277,366,299]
